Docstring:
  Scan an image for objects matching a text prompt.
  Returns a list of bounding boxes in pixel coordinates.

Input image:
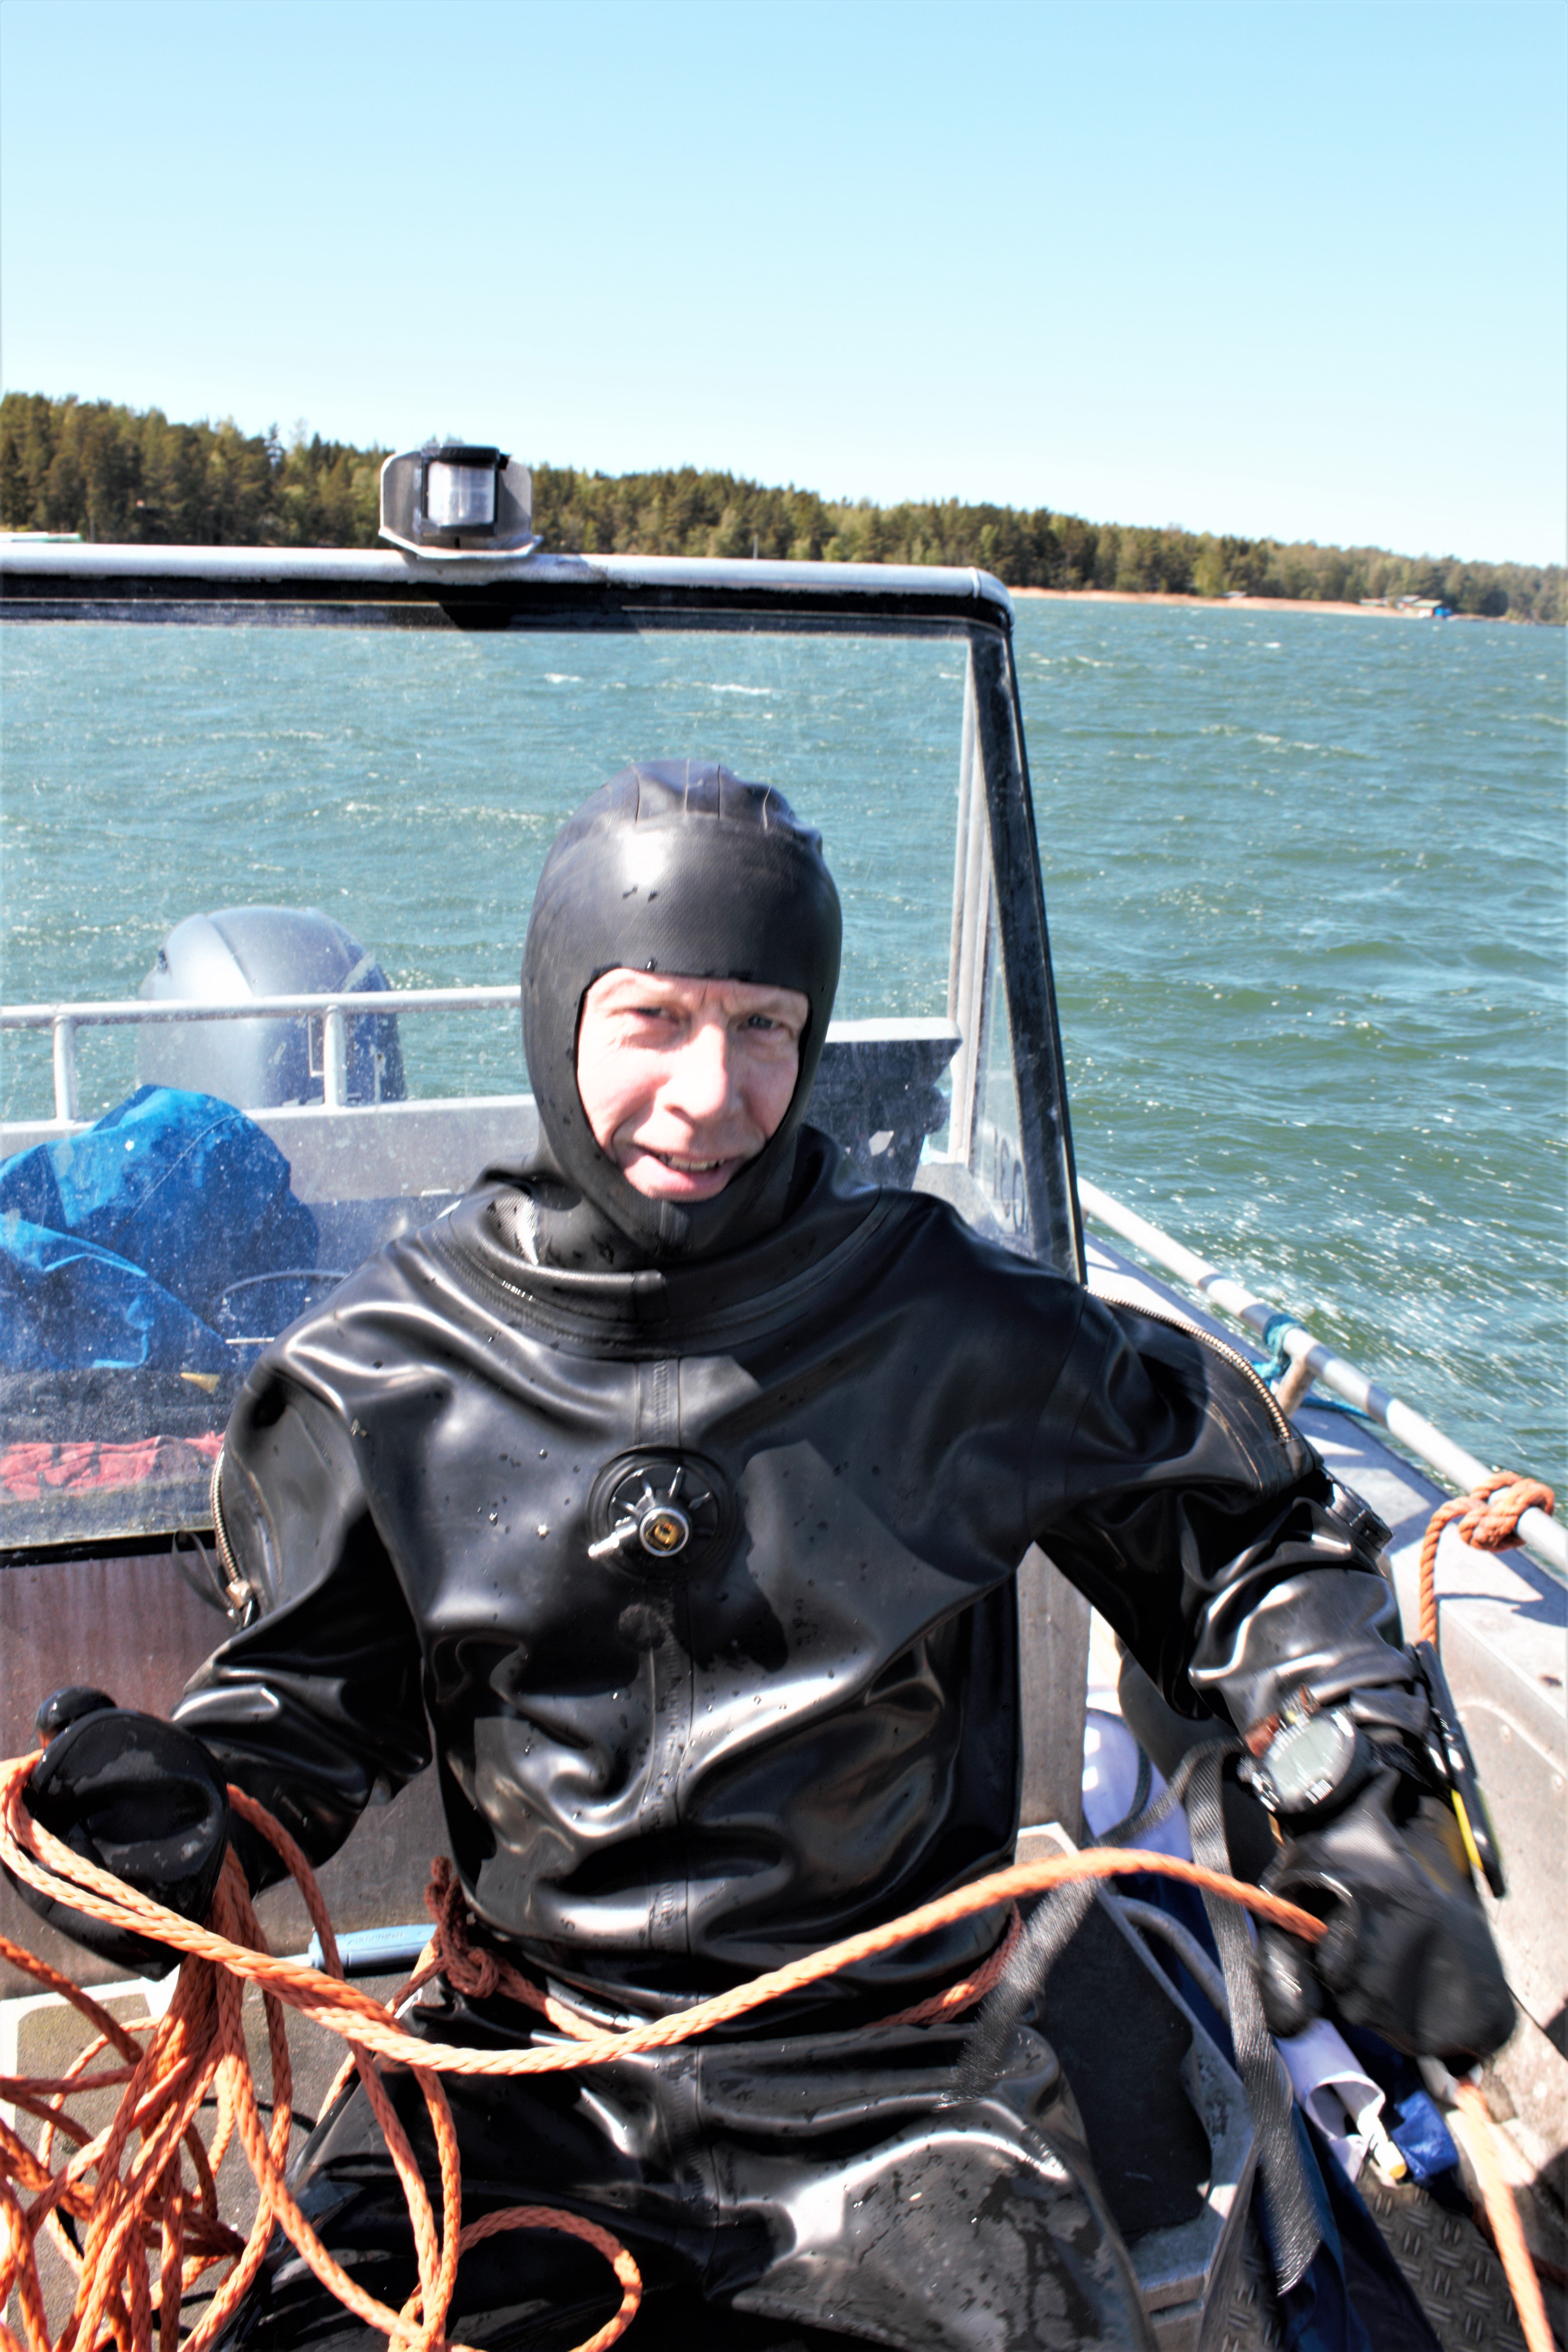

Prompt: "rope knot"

[1456,1473,1555,1554]
[424,1855,501,2001]
[1417,1471,1556,1646]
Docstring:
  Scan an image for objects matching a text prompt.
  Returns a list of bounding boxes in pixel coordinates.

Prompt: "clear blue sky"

[2,0,1563,564]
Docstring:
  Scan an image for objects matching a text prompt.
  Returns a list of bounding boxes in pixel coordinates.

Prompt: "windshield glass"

[3,626,965,1105]
[2,617,1044,1549]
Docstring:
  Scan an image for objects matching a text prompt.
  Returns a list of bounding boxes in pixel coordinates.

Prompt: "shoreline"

[1007,586,1490,620]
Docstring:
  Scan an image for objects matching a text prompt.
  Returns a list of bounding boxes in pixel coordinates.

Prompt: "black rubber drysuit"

[173,765,1430,2351]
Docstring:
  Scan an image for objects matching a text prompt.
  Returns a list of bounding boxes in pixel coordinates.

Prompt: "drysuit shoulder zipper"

[1089,1279,1295,1446]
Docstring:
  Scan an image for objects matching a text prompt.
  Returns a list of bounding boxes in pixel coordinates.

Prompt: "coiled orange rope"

[0,1469,1554,2352]
[0,1764,1325,2352]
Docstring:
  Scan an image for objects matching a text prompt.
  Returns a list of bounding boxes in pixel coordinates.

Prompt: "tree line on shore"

[4,392,1561,625]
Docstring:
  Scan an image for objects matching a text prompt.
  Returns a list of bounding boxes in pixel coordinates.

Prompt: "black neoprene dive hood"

[521,761,843,1264]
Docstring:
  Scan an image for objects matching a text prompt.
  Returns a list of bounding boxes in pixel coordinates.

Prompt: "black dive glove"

[1250,1734,1514,2067]
[6,1688,231,1978]
[1241,1759,1514,2069]
[1190,1541,1514,2068]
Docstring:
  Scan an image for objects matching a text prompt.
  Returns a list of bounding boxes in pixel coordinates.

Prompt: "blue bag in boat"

[0,1217,233,1373]
[0,1087,317,1326]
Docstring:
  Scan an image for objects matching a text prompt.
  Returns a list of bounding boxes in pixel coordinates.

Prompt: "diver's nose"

[663,1017,736,1124]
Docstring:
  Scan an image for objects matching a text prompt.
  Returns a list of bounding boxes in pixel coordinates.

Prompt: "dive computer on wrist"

[1249,1707,1367,1820]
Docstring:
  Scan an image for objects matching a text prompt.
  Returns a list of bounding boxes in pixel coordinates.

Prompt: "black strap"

[965,1739,1321,2293]
[957,1877,1097,2095]
[1184,1744,1320,2291]
[959,1744,1193,2096]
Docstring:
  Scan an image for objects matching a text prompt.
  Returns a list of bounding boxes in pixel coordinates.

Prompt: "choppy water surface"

[2,603,1562,1494]
[1019,603,1564,1500]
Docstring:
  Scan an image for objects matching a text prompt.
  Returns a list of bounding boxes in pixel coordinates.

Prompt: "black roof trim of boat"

[0,1527,216,1573]
[0,546,1014,633]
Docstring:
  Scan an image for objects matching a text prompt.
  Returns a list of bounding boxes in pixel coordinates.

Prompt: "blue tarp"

[0,1218,234,1374]
[0,1088,317,1372]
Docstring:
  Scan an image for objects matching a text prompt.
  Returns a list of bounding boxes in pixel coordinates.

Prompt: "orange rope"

[1,1465,1556,2352]
[1416,1469,1555,1645]
[1453,2082,1553,2352]
[0,1759,1326,2352]
[1410,1470,1557,2352]
[420,1851,1027,2043]
[0,1773,1331,2086]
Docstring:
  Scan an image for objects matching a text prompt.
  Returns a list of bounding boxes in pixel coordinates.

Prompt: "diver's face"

[576,969,808,1200]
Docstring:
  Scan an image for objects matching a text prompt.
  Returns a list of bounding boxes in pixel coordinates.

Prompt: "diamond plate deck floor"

[1215,2216,1288,2351]
[1211,2184,1556,2352]
[1358,2176,1536,2352]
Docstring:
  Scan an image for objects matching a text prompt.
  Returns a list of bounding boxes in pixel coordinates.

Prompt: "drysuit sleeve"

[172,1367,431,1894]
[1027,1294,1514,2063]
[1026,1291,1405,1727]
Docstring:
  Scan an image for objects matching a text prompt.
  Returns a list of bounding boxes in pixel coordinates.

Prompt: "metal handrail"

[1078,1176,1566,1577]
[1,987,522,1118]
[1,993,961,1122]
[0,986,522,1027]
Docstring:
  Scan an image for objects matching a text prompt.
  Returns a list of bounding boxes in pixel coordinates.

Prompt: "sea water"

[1,601,1562,1498]
[1018,602,1564,1506]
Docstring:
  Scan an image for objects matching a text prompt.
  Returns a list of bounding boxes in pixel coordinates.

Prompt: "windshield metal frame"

[0,545,1083,1283]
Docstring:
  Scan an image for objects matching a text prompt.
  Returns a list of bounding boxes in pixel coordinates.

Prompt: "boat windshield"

[1,603,1075,1551]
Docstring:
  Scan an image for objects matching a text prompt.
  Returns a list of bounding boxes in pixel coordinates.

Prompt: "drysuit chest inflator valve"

[587,1454,730,1568]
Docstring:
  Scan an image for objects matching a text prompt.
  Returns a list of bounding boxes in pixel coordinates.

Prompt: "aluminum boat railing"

[1078,1178,1565,1577]
[0,987,523,1121]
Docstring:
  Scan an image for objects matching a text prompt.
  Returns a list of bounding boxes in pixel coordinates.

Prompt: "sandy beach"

[1008,587,1477,619]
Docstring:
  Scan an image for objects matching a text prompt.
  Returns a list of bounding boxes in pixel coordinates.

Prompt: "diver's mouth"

[643,1149,731,1173]
[612,1134,762,1197]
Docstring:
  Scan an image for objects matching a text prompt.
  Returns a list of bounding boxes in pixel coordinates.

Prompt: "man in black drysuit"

[19,765,1513,2351]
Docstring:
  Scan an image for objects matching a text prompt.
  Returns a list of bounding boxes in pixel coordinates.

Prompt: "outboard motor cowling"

[137,907,406,1110]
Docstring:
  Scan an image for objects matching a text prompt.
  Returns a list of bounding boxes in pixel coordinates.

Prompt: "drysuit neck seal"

[520,761,842,1268]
